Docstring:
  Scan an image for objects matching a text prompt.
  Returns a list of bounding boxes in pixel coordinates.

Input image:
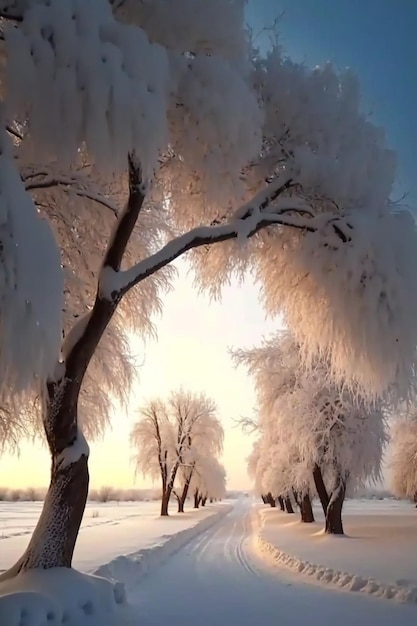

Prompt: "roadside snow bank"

[256,505,417,604]
[94,504,232,590]
[0,568,137,626]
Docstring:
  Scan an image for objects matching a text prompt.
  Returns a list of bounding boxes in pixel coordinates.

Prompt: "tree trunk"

[313,464,330,515]
[194,489,200,509]
[261,495,267,504]
[277,496,285,511]
[178,479,192,513]
[210,497,213,503]
[284,496,294,514]
[266,492,276,507]
[201,496,207,507]
[1,383,90,576]
[325,482,346,535]
[300,493,315,523]
[161,488,171,516]
[292,489,301,507]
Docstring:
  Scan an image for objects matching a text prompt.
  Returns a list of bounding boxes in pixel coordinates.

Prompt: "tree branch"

[113,210,315,297]
[24,174,119,217]
[63,153,145,396]
[103,152,144,270]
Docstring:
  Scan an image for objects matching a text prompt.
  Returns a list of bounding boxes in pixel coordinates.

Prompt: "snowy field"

[0,500,232,574]
[257,498,417,602]
[2,498,417,626]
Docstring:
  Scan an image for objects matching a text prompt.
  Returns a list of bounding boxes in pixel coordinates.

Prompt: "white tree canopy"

[237,332,389,498]
[0,0,415,450]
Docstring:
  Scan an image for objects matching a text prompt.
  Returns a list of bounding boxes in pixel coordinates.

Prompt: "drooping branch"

[113,208,317,297]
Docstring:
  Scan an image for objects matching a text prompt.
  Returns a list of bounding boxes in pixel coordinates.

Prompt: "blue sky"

[247,0,417,208]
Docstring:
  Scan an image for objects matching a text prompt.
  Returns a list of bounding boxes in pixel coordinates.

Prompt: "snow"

[0,568,134,626]
[5,0,171,176]
[2,498,417,625]
[98,266,119,301]
[0,131,63,396]
[0,500,232,574]
[0,500,232,625]
[256,499,417,603]
[61,313,92,360]
[127,498,417,625]
[56,429,90,469]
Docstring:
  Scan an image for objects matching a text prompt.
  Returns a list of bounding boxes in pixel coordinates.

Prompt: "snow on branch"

[56,427,90,469]
[100,190,317,299]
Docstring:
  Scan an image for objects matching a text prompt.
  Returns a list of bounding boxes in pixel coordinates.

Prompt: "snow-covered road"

[130,499,417,625]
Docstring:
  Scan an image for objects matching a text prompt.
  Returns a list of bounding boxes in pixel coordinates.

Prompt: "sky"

[0,0,415,492]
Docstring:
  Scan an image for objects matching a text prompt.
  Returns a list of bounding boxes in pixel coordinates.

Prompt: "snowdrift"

[0,504,231,625]
[0,568,135,626]
[256,506,417,604]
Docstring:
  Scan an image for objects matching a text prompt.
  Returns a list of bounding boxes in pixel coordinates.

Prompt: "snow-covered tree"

[131,389,221,515]
[390,411,417,503]
[130,399,174,516]
[174,411,224,512]
[187,455,226,508]
[236,332,389,533]
[0,0,415,577]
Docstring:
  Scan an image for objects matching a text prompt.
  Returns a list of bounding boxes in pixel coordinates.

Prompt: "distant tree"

[390,410,417,505]
[131,390,221,515]
[174,413,224,513]
[187,456,226,508]
[130,400,174,516]
[0,0,415,581]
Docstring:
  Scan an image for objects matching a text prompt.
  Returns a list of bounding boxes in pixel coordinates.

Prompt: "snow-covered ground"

[257,498,417,602]
[0,500,231,573]
[128,498,417,625]
[1,498,417,625]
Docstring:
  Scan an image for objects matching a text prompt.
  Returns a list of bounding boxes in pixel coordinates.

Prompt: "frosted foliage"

[24,162,173,334]
[390,415,417,499]
[119,0,248,59]
[0,136,63,392]
[239,332,388,497]
[256,210,417,398]
[167,53,263,218]
[131,389,223,488]
[192,47,417,399]
[252,50,396,209]
[130,402,174,482]
[275,377,387,492]
[5,0,170,175]
[190,456,226,499]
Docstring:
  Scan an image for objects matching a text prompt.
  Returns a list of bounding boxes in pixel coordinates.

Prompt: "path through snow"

[130,499,417,625]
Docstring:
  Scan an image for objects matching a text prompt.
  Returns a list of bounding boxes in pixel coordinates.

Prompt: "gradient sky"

[0,1,415,491]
